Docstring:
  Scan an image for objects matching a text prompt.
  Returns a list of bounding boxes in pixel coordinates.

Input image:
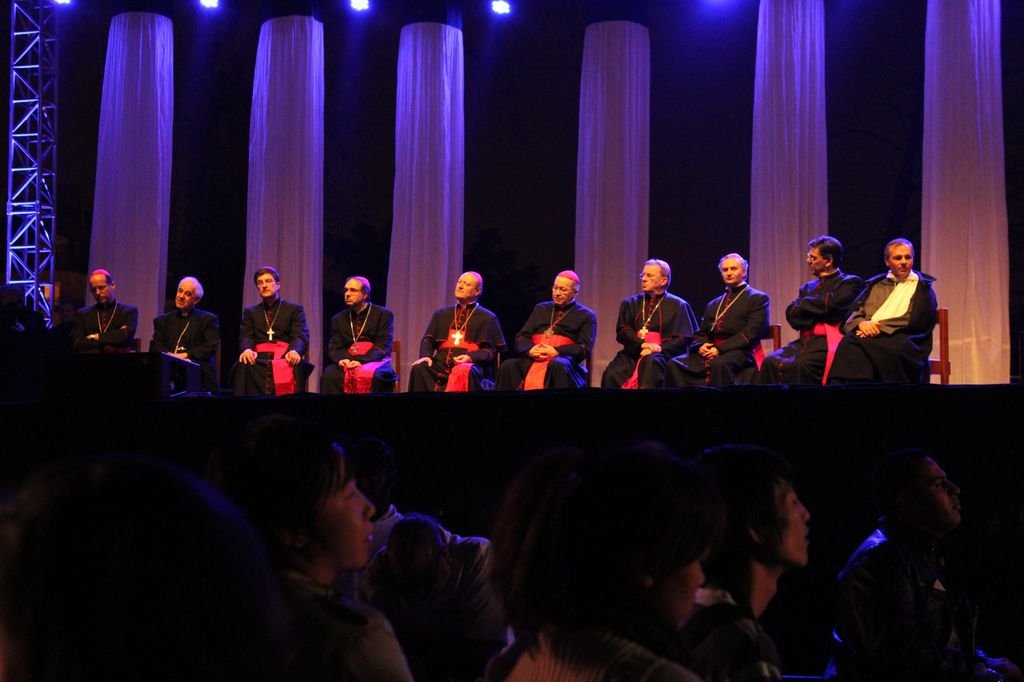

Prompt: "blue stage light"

[53,0,72,5]
[350,0,370,10]
[199,0,218,7]
[491,1,511,15]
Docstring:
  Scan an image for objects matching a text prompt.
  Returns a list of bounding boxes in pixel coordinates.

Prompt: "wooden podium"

[43,352,202,401]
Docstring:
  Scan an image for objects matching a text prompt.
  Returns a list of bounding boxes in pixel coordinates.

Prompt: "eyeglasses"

[552,286,574,294]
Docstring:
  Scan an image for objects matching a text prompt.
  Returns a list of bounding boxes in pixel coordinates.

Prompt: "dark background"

[0,0,1021,379]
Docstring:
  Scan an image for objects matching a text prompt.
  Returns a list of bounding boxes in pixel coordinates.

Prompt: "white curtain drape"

[386,22,465,389]
[574,20,650,380]
[244,15,324,386]
[922,0,1008,384]
[749,0,827,336]
[89,12,173,336]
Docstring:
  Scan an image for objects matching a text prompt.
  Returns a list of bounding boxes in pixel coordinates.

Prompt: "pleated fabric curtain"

[385,22,465,389]
[89,11,173,336]
[922,0,1008,383]
[749,0,827,335]
[244,15,324,386]
[574,20,650,380]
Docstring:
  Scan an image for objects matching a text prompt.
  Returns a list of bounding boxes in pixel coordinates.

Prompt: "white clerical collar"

[886,270,919,284]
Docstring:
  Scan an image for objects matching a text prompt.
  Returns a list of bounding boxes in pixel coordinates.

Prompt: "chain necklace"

[96,302,119,335]
[349,303,372,343]
[712,284,747,329]
[638,295,664,339]
[545,303,572,338]
[173,317,192,353]
[263,299,281,341]
[449,303,477,346]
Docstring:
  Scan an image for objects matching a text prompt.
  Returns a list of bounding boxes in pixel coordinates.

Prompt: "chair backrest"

[770,323,782,351]
[391,339,401,392]
[928,307,950,385]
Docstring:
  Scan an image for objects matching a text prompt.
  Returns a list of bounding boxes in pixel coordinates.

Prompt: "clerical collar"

[819,270,840,280]
[645,292,665,302]
[457,302,477,310]
[262,297,281,309]
[177,309,192,318]
[96,300,117,310]
[555,300,577,312]
[726,282,749,293]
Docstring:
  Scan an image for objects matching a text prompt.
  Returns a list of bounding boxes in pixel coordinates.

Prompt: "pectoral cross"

[638,326,648,340]
[452,330,463,346]
[544,328,553,340]
[267,328,275,341]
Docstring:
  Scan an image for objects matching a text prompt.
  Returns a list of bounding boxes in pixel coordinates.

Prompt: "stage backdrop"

[89,11,173,336]
[922,0,1009,383]
[243,14,325,385]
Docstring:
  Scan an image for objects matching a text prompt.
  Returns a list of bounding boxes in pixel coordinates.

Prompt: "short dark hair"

[871,448,932,516]
[0,455,287,682]
[252,266,280,284]
[808,235,843,266]
[491,442,723,642]
[696,444,797,605]
[208,414,348,566]
[884,238,914,259]
[380,513,447,597]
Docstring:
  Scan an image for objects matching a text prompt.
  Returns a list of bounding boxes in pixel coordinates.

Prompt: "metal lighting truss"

[6,0,57,322]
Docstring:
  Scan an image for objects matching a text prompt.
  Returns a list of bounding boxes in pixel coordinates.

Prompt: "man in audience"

[825,449,1021,682]
[409,271,506,392]
[71,268,139,353]
[209,414,413,681]
[151,276,220,392]
[668,254,770,387]
[601,259,698,389]
[496,270,596,390]
[828,239,937,384]
[231,266,310,396]
[758,236,863,384]
[320,276,397,394]
[683,444,811,682]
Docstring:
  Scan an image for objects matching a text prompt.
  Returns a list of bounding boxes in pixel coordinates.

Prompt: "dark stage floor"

[4,383,1022,674]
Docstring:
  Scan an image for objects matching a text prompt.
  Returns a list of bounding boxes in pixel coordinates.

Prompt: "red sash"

[342,341,390,394]
[255,342,296,396]
[622,331,662,390]
[522,334,574,390]
[437,340,480,393]
[800,322,843,384]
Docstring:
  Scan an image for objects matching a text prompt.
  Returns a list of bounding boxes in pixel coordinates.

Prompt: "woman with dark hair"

[0,455,288,682]
[681,444,811,682]
[208,414,412,682]
[486,442,725,681]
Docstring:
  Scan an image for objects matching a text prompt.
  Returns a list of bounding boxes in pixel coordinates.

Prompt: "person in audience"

[208,414,413,681]
[486,442,724,681]
[681,444,811,682]
[667,254,770,387]
[360,514,507,681]
[824,449,1021,682]
[828,239,937,384]
[602,259,698,389]
[0,455,288,682]
[757,236,863,384]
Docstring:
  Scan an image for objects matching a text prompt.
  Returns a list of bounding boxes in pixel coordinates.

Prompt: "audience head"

[696,445,810,608]
[378,513,451,598]
[491,442,724,642]
[871,448,961,538]
[347,436,399,521]
[208,414,375,584]
[0,455,287,682]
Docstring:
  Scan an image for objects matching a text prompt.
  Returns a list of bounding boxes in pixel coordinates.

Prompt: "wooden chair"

[770,323,782,352]
[391,339,401,392]
[929,307,950,385]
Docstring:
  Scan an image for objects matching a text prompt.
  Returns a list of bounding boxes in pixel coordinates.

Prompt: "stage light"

[199,0,218,7]
[53,0,72,5]
[350,0,370,10]
[491,1,511,15]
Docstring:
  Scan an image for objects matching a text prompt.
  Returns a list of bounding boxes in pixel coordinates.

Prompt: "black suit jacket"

[71,301,139,353]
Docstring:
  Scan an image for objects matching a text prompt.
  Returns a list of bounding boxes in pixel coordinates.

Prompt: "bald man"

[151,276,221,392]
[408,272,506,392]
[496,271,596,390]
[71,269,139,353]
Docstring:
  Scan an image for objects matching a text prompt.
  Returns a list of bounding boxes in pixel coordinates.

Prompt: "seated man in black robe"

[668,253,769,387]
[230,266,311,396]
[496,270,596,391]
[601,259,698,389]
[151,276,220,393]
[825,449,1020,682]
[757,236,863,384]
[408,271,506,392]
[320,276,397,394]
[828,239,937,384]
[71,268,139,354]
